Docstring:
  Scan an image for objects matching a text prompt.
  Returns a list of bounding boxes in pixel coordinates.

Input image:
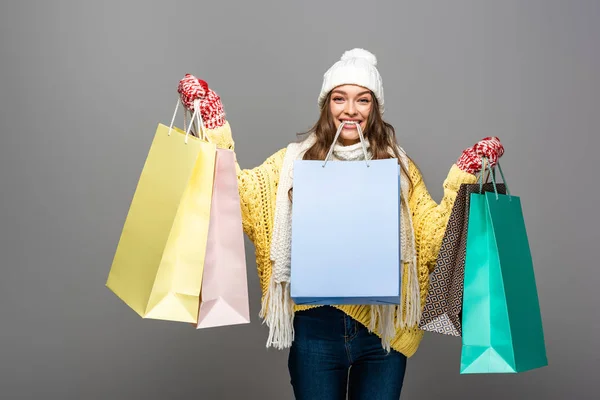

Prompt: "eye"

[358,98,371,103]
[332,97,345,102]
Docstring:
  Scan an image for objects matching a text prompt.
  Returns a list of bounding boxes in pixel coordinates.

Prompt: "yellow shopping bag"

[107,99,216,323]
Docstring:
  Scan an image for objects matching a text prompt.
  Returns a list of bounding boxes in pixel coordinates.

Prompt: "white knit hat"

[318,48,384,113]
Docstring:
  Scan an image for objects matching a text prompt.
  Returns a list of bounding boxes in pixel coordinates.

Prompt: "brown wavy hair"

[289,91,414,201]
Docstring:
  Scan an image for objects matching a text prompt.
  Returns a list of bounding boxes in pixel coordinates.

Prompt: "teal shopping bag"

[460,160,547,374]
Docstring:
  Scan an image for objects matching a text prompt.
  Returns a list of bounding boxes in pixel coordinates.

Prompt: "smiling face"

[329,84,373,146]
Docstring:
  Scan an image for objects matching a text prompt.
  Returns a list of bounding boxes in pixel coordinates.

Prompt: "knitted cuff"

[205,121,235,150]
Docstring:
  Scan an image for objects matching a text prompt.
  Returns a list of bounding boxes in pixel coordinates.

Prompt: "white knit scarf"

[260,124,420,352]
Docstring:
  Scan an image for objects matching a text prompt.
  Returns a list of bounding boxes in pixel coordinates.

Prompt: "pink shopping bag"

[196,148,250,329]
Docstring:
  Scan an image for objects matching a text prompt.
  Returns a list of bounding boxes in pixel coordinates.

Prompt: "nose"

[344,101,357,116]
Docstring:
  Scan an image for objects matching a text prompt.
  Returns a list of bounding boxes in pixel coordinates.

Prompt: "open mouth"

[340,120,362,128]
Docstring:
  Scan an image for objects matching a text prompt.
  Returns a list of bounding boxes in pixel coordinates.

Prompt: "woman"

[177,48,503,399]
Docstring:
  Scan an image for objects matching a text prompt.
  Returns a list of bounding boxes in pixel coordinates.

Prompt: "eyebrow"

[332,89,371,96]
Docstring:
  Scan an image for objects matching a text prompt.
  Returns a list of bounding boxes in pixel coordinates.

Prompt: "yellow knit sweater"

[208,122,477,357]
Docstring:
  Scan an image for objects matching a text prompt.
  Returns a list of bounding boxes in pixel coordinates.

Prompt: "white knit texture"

[341,48,378,65]
[318,48,384,113]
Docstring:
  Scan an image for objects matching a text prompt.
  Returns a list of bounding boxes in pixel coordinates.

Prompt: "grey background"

[0,0,598,399]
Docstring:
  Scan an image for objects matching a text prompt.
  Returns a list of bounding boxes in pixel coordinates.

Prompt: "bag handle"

[166,98,212,145]
[322,121,370,168]
[187,99,212,143]
[479,157,512,200]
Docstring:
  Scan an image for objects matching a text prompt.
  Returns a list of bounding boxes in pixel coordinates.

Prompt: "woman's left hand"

[456,137,505,174]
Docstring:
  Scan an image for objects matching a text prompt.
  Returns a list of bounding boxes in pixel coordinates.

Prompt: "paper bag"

[196,148,250,328]
[420,182,506,336]
[460,161,547,373]
[107,102,216,323]
[290,124,402,305]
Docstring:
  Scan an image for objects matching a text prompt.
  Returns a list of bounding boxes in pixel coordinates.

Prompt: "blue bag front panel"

[290,158,401,305]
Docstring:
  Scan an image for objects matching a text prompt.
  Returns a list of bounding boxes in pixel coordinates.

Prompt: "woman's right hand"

[177,73,227,132]
[177,74,234,149]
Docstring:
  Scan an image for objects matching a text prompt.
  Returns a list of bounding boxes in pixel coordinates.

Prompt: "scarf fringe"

[396,257,421,328]
[259,275,295,350]
[368,305,381,332]
[368,305,396,353]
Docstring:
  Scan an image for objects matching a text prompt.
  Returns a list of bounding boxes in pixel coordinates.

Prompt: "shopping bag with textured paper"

[420,181,505,337]
[106,100,216,323]
[196,148,250,329]
[290,125,401,305]
[460,161,547,374]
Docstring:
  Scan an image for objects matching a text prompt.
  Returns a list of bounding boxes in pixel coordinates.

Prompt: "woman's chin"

[339,134,360,145]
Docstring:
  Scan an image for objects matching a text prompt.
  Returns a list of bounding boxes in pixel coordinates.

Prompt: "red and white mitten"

[456,137,505,174]
[175,74,234,150]
[177,74,226,130]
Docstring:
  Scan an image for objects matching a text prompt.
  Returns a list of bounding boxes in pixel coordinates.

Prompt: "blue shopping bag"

[460,159,547,374]
[290,123,401,305]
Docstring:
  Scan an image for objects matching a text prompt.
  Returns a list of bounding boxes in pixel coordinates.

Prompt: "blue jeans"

[288,306,407,400]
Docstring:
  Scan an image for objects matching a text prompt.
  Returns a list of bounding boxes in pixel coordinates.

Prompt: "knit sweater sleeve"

[408,161,478,274]
[234,150,286,242]
[235,151,286,294]
[204,123,281,239]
